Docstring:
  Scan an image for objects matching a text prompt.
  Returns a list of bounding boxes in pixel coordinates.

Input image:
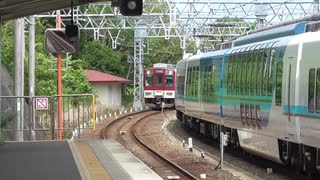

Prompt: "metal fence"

[0,94,95,141]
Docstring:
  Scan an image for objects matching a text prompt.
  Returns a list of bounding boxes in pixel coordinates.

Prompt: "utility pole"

[56,10,63,141]
[14,18,25,141]
[28,15,36,140]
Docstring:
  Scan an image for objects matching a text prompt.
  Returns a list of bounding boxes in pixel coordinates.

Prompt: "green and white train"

[175,22,320,173]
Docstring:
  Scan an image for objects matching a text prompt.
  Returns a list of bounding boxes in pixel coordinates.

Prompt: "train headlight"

[145,92,152,96]
[167,92,173,96]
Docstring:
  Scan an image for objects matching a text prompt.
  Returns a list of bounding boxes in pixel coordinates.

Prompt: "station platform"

[0,139,162,180]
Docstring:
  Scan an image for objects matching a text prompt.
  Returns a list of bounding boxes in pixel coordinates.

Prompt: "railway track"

[100,110,198,180]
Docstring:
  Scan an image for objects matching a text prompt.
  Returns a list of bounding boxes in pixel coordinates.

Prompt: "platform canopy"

[0,0,104,21]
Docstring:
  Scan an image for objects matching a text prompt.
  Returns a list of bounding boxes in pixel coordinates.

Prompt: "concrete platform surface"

[88,139,163,180]
[0,141,81,180]
[0,139,162,180]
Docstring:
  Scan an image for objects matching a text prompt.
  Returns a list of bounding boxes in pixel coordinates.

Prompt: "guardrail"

[0,94,95,141]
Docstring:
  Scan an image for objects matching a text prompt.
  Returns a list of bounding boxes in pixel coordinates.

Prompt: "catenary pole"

[14,18,25,141]
[28,15,36,140]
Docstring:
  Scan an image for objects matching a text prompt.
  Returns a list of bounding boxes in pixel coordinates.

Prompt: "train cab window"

[309,69,315,112]
[275,62,283,106]
[145,74,153,86]
[166,75,173,87]
[156,75,163,86]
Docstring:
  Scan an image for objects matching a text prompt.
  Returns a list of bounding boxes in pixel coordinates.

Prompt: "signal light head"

[120,0,143,16]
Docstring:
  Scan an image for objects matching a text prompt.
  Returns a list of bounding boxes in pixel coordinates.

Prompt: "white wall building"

[84,70,130,107]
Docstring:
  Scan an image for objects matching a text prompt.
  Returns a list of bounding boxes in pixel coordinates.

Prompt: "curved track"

[100,110,198,180]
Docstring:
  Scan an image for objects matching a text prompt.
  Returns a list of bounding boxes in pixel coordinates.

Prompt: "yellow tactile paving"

[69,140,112,180]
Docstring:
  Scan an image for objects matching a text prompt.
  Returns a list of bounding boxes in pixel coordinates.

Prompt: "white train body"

[175,22,320,173]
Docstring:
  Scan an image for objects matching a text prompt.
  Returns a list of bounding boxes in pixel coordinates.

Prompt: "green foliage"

[1,19,94,96]
[76,40,126,76]
[1,21,15,75]
[122,85,133,107]
[144,38,183,68]
[0,114,15,128]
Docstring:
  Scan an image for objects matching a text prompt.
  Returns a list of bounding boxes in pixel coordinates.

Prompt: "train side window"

[252,49,258,95]
[238,52,243,95]
[256,50,264,95]
[242,51,247,95]
[210,65,215,97]
[204,66,208,96]
[243,51,248,95]
[316,69,320,113]
[262,50,269,96]
[268,49,275,96]
[234,53,240,95]
[208,65,212,96]
[227,55,232,94]
[190,67,193,96]
[192,66,196,96]
[275,62,283,106]
[186,67,191,96]
[309,69,315,112]
[247,49,253,95]
[195,66,199,97]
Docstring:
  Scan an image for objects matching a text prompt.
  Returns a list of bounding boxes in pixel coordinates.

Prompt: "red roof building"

[84,70,130,83]
[84,70,130,107]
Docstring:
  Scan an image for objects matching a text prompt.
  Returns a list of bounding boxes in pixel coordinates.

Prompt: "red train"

[143,63,176,109]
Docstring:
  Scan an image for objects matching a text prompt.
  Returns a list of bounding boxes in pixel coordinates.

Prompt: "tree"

[75,40,126,76]
[1,19,94,96]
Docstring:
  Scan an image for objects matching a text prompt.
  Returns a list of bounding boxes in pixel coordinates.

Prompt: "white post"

[220,132,224,169]
[188,137,193,152]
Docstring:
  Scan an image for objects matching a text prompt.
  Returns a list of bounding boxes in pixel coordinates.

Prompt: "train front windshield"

[166,75,173,87]
[146,74,153,86]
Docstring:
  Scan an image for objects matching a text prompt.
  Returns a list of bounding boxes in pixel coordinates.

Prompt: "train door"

[285,54,298,141]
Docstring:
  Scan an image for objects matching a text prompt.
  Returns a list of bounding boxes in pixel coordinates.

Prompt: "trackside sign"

[36,98,48,110]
